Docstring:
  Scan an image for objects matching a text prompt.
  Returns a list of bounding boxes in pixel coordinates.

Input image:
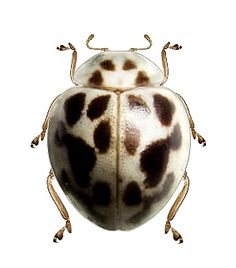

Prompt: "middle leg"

[175,93,206,146]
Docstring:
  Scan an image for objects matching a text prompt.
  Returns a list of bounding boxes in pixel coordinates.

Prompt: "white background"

[0,0,235,267]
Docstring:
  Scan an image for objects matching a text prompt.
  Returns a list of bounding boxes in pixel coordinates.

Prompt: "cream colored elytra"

[47,51,191,231]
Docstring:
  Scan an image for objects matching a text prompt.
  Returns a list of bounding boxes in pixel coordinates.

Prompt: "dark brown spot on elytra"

[64,93,86,126]
[94,120,111,153]
[54,130,62,147]
[128,95,150,115]
[60,169,70,189]
[140,138,170,188]
[124,123,140,155]
[87,95,111,121]
[59,170,91,207]
[153,172,175,202]
[57,165,105,224]
[76,190,93,207]
[136,71,149,86]
[128,173,175,224]
[170,124,182,150]
[123,60,137,70]
[153,94,175,126]
[89,70,103,87]
[58,122,96,188]
[54,121,67,147]
[74,189,106,223]
[93,181,111,206]
[100,60,115,71]
[123,181,142,206]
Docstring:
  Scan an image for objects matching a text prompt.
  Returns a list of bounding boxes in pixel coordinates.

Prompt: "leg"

[31,94,61,148]
[57,43,78,85]
[165,172,190,244]
[176,93,206,146]
[47,169,72,242]
[160,42,182,86]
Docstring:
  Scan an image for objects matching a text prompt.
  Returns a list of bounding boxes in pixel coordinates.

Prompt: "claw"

[191,129,206,146]
[197,134,206,146]
[31,136,39,148]
[170,44,182,50]
[171,228,183,244]
[53,227,65,243]
[57,45,70,51]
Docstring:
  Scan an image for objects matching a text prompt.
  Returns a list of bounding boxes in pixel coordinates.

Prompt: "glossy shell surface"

[48,83,190,230]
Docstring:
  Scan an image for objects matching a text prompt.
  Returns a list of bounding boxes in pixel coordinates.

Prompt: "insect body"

[31,35,206,243]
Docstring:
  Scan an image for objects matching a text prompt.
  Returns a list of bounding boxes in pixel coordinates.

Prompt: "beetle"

[31,34,206,243]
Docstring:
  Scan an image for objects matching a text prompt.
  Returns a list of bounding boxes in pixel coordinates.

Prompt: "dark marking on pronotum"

[136,71,149,86]
[64,93,86,126]
[123,60,137,70]
[87,95,111,121]
[123,181,142,206]
[94,120,111,153]
[140,138,170,188]
[170,123,182,150]
[89,70,103,87]
[153,94,175,126]
[128,173,175,224]
[93,181,111,206]
[124,123,140,155]
[58,122,97,187]
[128,95,150,115]
[100,60,115,71]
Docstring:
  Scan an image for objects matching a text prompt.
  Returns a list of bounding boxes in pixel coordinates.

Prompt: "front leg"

[176,93,206,146]
[31,94,61,148]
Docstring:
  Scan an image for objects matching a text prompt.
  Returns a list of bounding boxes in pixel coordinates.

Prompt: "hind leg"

[165,172,190,244]
[47,169,72,242]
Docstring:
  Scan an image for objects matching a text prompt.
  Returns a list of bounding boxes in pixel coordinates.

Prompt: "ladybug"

[31,34,206,243]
